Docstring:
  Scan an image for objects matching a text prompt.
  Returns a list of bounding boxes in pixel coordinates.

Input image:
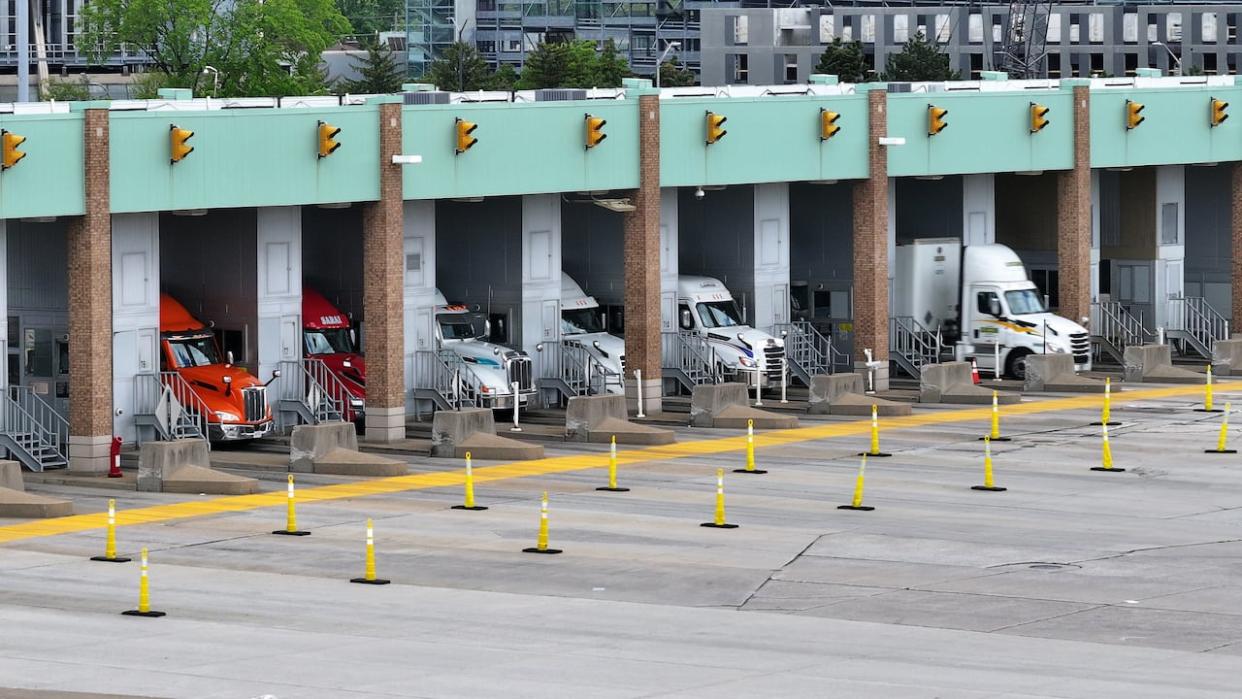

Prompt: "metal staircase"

[536,339,623,402]
[1090,301,1153,363]
[0,386,68,471]
[661,331,721,392]
[273,358,348,429]
[412,350,484,412]
[133,372,209,444]
[770,321,847,384]
[1166,297,1228,360]
[889,316,941,379]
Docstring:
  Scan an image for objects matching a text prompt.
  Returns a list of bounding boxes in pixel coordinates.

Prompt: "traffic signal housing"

[455,117,478,154]
[1029,103,1050,133]
[169,124,194,163]
[318,121,342,158]
[1125,100,1145,130]
[1,129,26,170]
[1211,97,1229,127]
[705,111,727,145]
[585,113,607,149]
[820,108,841,141]
[928,105,949,136]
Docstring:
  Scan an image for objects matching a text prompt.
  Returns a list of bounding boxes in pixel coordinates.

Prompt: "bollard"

[596,436,630,492]
[350,518,391,585]
[838,454,875,511]
[121,548,165,617]
[753,369,763,407]
[971,437,1007,492]
[523,492,563,553]
[91,498,131,563]
[734,419,768,474]
[1206,402,1237,454]
[1090,377,1121,426]
[272,474,311,536]
[510,382,523,431]
[979,390,1012,441]
[993,343,1001,382]
[634,369,646,419]
[452,451,489,510]
[1196,365,1222,413]
[1090,422,1127,473]
[780,359,788,404]
[858,404,892,457]
[700,468,739,528]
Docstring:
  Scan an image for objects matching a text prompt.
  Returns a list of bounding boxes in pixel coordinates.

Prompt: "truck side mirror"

[226,350,234,366]
[987,298,1002,317]
[679,309,694,330]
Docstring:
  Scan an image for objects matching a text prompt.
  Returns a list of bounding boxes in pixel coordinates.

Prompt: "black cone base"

[978,436,1012,442]
[1205,449,1238,454]
[451,505,489,511]
[1090,466,1127,472]
[522,547,563,554]
[272,530,311,536]
[732,468,768,474]
[1195,408,1224,413]
[90,556,131,563]
[1089,421,1121,426]
[971,485,1008,492]
[122,610,166,617]
[858,451,892,457]
[595,486,630,492]
[350,577,391,585]
[837,505,875,511]
[700,522,739,528]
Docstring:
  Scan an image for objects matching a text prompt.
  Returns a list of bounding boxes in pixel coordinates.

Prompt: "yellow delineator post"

[91,498,131,563]
[1091,377,1121,426]
[272,474,311,536]
[1196,364,1222,413]
[971,437,1007,492]
[452,451,489,510]
[122,547,165,617]
[979,391,1012,442]
[1206,401,1237,454]
[1090,422,1127,473]
[524,492,563,553]
[700,468,739,528]
[596,436,630,492]
[858,405,892,457]
[351,518,391,585]
[838,454,875,511]
[734,419,768,474]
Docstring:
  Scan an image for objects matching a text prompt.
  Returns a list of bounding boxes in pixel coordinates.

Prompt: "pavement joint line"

[0,380,1238,546]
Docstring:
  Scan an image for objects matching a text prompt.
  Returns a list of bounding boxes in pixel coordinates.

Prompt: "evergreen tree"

[593,39,630,87]
[484,63,521,91]
[881,31,960,82]
[340,41,406,93]
[657,58,696,87]
[425,41,490,92]
[517,39,624,89]
[815,39,868,83]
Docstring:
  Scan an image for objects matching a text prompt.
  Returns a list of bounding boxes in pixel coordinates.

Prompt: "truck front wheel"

[1005,349,1032,380]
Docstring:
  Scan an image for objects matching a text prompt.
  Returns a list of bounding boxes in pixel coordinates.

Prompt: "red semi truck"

[302,288,366,424]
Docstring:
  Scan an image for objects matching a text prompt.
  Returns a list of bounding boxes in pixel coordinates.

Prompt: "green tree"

[593,39,630,87]
[80,0,351,97]
[43,76,94,101]
[335,0,405,36]
[484,63,521,91]
[340,41,405,93]
[657,57,695,87]
[516,39,618,89]
[815,39,867,83]
[880,31,959,82]
[425,41,490,92]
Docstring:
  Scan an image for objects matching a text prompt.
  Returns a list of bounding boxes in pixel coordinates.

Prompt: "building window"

[1090,52,1103,75]
[1124,52,1138,76]
[1046,14,1061,43]
[1160,203,1180,245]
[731,53,749,83]
[1069,18,1080,43]
[1088,13,1103,43]
[934,14,950,42]
[819,15,835,42]
[967,13,983,44]
[732,15,749,45]
[1048,53,1061,78]
[1122,13,1138,43]
[893,14,908,43]
[861,14,875,43]
[1204,52,1218,75]
[969,52,983,79]
[1203,12,1218,43]
[1167,13,1182,42]
[784,54,798,83]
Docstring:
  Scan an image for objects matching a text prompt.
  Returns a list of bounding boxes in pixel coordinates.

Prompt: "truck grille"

[762,345,786,378]
[242,386,267,422]
[1070,332,1091,364]
[508,357,534,392]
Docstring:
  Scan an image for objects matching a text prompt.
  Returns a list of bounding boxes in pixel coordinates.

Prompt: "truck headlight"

[738,356,757,368]
[215,411,239,422]
[1052,345,1068,353]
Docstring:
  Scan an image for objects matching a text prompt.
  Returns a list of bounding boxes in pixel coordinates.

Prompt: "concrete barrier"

[565,395,675,445]
[920,362,1021,405]
[1212,338,1242,376]
[290,421,407,476]
[0,460,72,517]
[138,439,259,494]
[808,374,911,416]
[689,383,799,429]
[1023,354,1108,393]
[431,407,544,460]
[1123,344,1203,384]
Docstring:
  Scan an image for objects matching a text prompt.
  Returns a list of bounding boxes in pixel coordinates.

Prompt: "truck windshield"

[696,301,743,328]
[1004,289,1046,315]
[561,308,605,335]
[167,336,221,368]
[305,328,353,355]
[437,313,486,341]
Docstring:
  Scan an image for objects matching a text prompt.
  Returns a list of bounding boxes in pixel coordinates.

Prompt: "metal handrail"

[889,316,939,371]
[771,320,841,376]
[412,350,483,410]
[134,371,210,441]
[538,339,623,396]
[1167,296,1228,353]
[6,386,68,461]
[273,358,348,425]
[661,331,722,385]
[1090,300,1154,352]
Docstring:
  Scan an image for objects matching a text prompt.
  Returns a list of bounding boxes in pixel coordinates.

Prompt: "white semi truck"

[560,273,625,394]
[676,275,786,384]
[893,239,1091,379]
[433,290,536,408]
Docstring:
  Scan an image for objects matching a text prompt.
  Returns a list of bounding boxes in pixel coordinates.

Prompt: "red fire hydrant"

[107,436,123,478]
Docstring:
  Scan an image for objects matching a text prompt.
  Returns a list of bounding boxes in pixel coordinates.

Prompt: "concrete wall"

[435,197,523,346]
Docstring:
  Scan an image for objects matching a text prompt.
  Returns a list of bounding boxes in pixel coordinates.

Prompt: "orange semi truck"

[302,288,366,424]
[159,293,275,441]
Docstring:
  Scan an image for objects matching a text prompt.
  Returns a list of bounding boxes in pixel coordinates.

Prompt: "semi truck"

[676,275,786,384]
[302,288,366,425]
[159,293,275,441]
[560,273,625,394]
[434,290,536,408]
[892,239,1091,379]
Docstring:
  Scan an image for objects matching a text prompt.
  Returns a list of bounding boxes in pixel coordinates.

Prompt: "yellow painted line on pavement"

[0,380,1235,545]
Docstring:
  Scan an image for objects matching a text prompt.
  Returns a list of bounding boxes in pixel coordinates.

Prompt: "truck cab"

[675,275,786,383]
[159,293,274,442]
[302,288,366,424]
[434,290,536,408]
[560,273,625,393]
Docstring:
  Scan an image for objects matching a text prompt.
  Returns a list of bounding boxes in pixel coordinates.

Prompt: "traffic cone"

[1090,377,1121,426]
[1206,402,1237,454]
[272,474,311,536]
[596,436,630,492]
[978,391,1012,442]
[121,548,165,617]
[838,454,875,511]
[858,404,892,457]
[523,492,563,553]
[734,419,767,474]
[700,468,739,528]
[91,498,131,563]
[350,518,391,585]
[970,357,981,385]
[971,437,1007,492]
[1196,365,1222,413]
[1090,423,1127,473]
[452,451,489,510]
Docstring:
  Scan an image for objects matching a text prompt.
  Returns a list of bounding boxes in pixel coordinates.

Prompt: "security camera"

[694,187,705,200]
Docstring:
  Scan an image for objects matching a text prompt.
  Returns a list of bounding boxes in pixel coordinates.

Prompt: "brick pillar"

[67,108,113,472]
[623,93,662,415]
[851,87,890,390]
[1232,163,1242,334]
[362,102,405,441]
[1057,85,1091,325]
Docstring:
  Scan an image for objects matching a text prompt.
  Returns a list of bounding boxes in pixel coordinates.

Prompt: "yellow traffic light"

[455,117,478,154]
[1125,99,1145,130]
[318,120,342,158]
[169,124,194,163]
[1,129,26,170]
[928,105,949,136]
[1211,97,1229,127]
[705,111,727,145]
[820,108,841,141]
[1029,102,1050,133]
[585,113,607,149]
